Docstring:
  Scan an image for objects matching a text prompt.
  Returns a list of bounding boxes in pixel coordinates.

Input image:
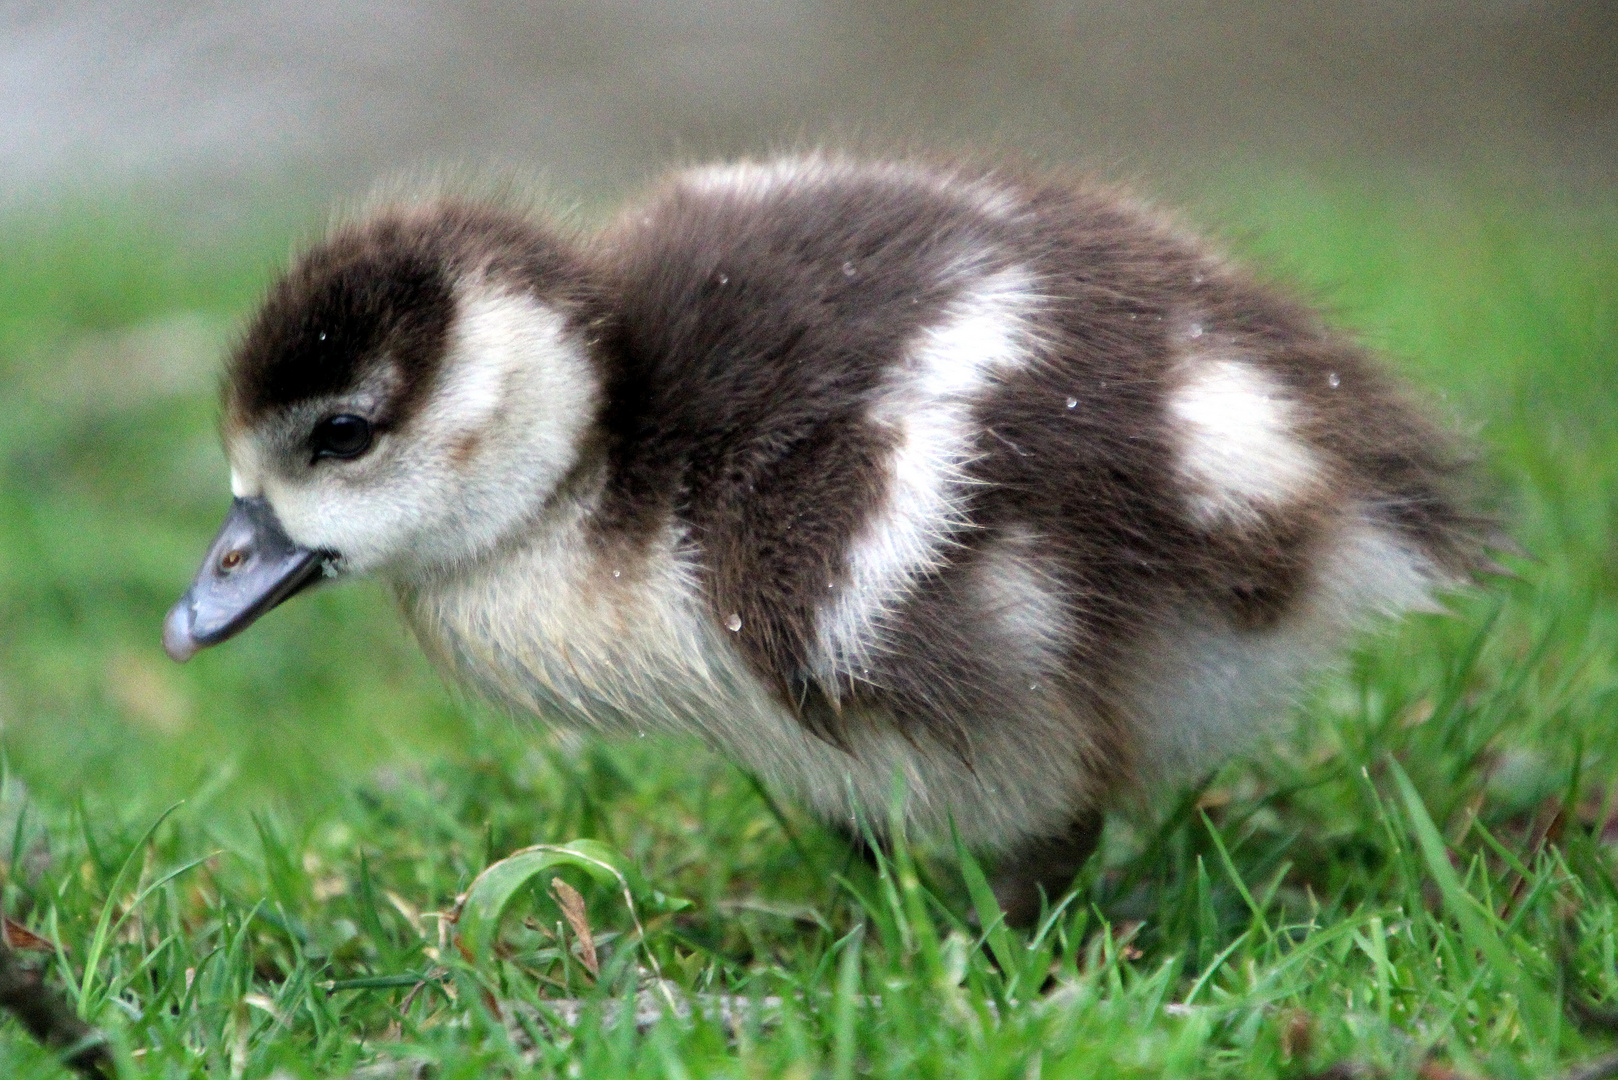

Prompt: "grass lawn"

[0,169,1614,1078]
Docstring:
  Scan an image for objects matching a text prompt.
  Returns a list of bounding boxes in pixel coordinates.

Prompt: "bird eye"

[311,414,373,460]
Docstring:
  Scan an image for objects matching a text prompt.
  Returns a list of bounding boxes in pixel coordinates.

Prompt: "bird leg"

[990,809,1104,929]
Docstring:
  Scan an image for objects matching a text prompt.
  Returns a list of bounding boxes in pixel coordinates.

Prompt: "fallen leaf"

[551,878,598,977]
[2,916,59,953]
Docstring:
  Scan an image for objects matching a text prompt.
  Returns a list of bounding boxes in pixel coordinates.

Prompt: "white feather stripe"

[814,266,1043,679]
[1168,357,1319,522]
[677,154,1021,219]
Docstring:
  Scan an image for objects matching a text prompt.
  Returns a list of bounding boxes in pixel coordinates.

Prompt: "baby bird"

[164,155,1486,925]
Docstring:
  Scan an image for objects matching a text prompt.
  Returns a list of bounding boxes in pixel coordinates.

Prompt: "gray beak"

[162,496,331,662]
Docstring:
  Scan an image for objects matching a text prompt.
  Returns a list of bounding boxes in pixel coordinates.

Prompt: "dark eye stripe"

[311,414,374,460]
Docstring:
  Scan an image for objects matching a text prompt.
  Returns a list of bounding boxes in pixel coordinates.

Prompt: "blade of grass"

[830,923,864,1080]
[1201,809,1271,942]
[1390,759,1556,1051]
[76,801,184,1014]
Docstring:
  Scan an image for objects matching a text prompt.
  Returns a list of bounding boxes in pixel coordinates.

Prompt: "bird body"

[166,154,1485,921]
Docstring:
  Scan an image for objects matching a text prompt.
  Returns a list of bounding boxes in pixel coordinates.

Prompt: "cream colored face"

[225,284,602,580]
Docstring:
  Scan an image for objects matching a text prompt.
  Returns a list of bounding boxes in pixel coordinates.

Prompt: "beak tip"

[165,497,330,661]
[162,600,201,663]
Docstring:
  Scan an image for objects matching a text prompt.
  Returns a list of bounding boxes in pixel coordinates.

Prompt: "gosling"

[163,154,1488,925]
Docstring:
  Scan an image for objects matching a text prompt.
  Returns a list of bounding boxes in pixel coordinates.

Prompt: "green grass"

[0,169,1614,1078]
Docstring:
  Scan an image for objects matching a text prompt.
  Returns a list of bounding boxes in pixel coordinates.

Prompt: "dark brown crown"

[227,202,590,433]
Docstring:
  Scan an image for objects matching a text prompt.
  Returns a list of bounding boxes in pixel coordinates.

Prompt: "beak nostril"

[220,549,246,571]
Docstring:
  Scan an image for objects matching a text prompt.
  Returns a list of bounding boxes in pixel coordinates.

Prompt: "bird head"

[164,201,600,661]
